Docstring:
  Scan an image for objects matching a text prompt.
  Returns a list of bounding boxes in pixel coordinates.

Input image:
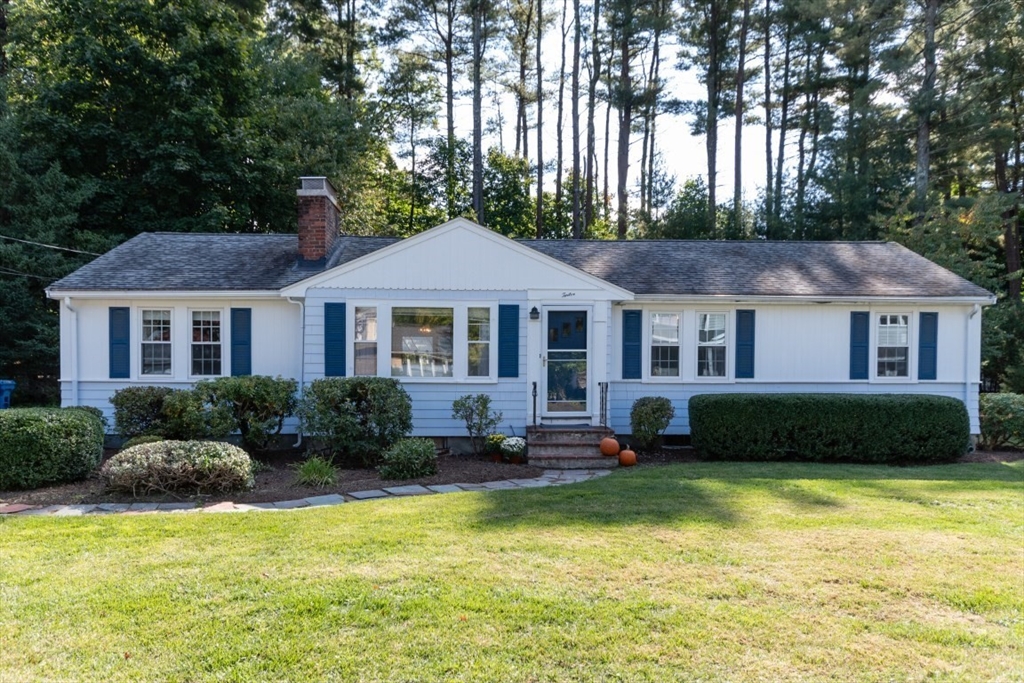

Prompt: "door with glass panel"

[543,310,589,414]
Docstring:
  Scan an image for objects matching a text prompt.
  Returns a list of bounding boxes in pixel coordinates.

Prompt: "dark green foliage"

[298,377,413,466]
[292,455,337,488]
[979,393,1024,451]
[110,386,177,439]
[121,435,166,450]
[0,408,104,489]
[452,394,503,456]
[630,397,675,451]
[197,376,298,451]
[65,405,108,433]
[161,389,233,441]
[101,440,254,494]
[689,394,970,464]
[378,438,438,480]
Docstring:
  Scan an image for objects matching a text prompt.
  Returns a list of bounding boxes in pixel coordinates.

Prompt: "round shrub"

[630,396,675,451]
[121,434,166,450]
[111,386,177,439]
[100,440,255,495]
[161,389,233,441]
[979,393,1024,450]
[0,408,104,489]
[378,438,438,480]
[299,377,412,466]
[197,376,297,451]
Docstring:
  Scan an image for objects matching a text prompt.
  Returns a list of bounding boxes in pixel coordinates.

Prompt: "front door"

[543,309,589,415]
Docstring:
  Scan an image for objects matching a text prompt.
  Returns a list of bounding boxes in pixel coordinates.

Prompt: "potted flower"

[500,436,527,464]
[484,433,507,462]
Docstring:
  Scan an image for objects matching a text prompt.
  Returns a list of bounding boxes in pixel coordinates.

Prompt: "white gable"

[281,218,632,299]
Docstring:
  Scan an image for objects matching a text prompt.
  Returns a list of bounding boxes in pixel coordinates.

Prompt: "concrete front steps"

[526,425,619,469]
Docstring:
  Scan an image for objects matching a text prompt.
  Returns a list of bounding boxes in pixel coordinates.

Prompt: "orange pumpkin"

[600,437,620,457]
[618,447,637,467]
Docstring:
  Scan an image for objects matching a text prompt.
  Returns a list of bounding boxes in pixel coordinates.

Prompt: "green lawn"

[1,462,1022,682]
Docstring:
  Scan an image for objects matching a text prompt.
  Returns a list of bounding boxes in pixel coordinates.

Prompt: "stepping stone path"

[0,470,614,517]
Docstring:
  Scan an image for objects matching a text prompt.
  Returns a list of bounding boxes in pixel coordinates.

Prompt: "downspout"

[966,304,980,445]
[287,297,305,447]
[63,297,79,407]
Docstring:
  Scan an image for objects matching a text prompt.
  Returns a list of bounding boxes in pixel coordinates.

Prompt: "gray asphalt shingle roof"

[48,231,992,300]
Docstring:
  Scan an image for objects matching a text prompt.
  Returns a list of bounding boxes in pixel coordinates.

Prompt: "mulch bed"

[2,446,1019,508]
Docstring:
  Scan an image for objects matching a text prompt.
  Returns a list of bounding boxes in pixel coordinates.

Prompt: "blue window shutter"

[109,307,130,379]
[622,310,642,380]
[324,302,346,377]
[498,304,519,378]
[735,310,756,379]
[918,312,938,380]
[850,311,870,380]
[230,308,252,376]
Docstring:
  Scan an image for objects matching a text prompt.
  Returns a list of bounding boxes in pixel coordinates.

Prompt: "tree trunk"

[445,27,457,219]
[1,0,10,84]
[616,32,632,239]
[536,0,544,237]
[706,1,720,238]
[572,0,583,237]
[763,0,773,229]
[733,0,751,229]
[556,0,569,231]
[584,0,601,232]
[603,77,612,223]
[914,0,939,215]
[995,149,1023,302]
[772,19,792,233]
[409,119,418,234]
[472,0,485,224]
[648,9,662,216]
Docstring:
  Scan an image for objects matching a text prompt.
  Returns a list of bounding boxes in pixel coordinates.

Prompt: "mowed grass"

[1,462,1022,682]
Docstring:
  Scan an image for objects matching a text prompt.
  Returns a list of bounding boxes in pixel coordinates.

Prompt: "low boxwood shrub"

[979,393,1024,450]
[299,377,412,466]
[378,438,438,480]
[689,393,970,464]
[100,440,254,495]
[121,434,166,450]
[0,408,104,489]
[630,397,675,451]
[111,386,176,438]
[196,376,297,451]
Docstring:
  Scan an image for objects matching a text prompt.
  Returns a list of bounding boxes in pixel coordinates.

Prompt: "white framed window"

[650,312,680,377]
[697,312,727,378]
[354,306,377,376]
[141,309,172,376]
[877,314,909,377]
[391,307,455,378]
[190,310,222,376]
[467,307,491,377]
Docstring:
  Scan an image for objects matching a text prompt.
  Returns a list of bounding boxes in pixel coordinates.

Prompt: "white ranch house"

[47,177,995,466]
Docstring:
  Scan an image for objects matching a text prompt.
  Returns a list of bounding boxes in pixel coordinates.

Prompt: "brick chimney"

[297,176,340,264]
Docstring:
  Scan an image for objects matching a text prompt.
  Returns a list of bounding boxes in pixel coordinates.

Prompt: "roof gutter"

[46,290,283,300]
[623,294,997,306]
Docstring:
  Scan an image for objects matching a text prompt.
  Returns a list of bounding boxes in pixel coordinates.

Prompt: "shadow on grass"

[469,460,1023,531]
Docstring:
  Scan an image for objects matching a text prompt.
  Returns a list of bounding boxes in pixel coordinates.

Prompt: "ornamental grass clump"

[101,440,255,496]
[293,456,337,488]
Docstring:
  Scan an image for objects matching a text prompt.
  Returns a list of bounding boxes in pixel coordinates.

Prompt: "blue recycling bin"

[0,380,15,409]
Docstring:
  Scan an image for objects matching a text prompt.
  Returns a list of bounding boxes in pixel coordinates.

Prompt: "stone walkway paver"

[0,469,614,517]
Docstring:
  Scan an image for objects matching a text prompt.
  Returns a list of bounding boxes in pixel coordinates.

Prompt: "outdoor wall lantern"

[529,306,540,321]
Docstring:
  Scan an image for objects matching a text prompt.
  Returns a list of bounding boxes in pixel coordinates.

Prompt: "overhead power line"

[0,234,102,256]
[0,266,54,281]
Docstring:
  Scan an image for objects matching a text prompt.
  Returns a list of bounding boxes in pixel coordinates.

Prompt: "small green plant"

[0,408,104,489]
[293,456,337,487]
[630,397,675,450]
[197,376,298,451]
[979,393,1024,450]
[100,440,254,495]
[484,433,507,458]
[500,436,527,460]
[452,394,502,456]
[378,438,438,480]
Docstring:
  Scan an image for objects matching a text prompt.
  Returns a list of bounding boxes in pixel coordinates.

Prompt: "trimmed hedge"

[689,393,970,464]
[979,393,1024,450]
[197,376,297,451]
[299,377,412,466]
[101,440,254,495]
[0,408,104,489]
[630,396,675,450]
[111,386,176,439]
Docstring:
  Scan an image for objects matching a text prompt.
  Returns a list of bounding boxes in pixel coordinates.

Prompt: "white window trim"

[139,307,174,378]
[870,309,916,383]
[187,308,227,379]
[695,310,731,382]
[646,310,682,382]
[347,300,500,383]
